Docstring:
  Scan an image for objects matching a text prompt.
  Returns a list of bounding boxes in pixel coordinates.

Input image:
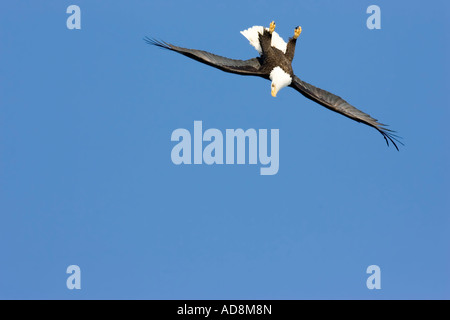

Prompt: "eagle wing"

[290,75,401,150]
[145,38,263,76]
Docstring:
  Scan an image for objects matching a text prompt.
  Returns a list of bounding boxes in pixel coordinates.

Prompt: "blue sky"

[1,0,449,299]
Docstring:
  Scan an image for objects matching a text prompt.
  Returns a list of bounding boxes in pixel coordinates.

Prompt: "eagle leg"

[269,21,276,34]
[293,26,302,39]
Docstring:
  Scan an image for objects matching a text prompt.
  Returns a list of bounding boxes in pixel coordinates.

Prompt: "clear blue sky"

[1,0,449,299]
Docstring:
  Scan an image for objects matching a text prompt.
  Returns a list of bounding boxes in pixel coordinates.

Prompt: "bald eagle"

[145,21,401,150]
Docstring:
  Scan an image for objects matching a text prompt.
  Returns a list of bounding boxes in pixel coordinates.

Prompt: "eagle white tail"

[240,26,287,54]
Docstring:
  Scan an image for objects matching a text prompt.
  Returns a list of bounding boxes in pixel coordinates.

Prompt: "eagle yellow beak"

[271,86,277,97]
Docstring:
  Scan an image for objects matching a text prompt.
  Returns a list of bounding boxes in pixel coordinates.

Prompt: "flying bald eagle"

[145,21,401,150]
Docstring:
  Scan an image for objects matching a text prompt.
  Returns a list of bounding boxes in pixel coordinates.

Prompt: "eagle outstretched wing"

[290,75,402,150]
[144,37,263,76]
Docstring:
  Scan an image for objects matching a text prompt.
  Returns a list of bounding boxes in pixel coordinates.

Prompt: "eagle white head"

[270,66,292,97]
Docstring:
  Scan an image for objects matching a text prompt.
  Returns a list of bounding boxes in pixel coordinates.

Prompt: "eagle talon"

[269,21,276,34]
[294,26,302,39]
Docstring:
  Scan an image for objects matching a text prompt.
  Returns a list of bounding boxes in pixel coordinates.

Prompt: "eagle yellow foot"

[293,26,302,39]
[269,21,276,34]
